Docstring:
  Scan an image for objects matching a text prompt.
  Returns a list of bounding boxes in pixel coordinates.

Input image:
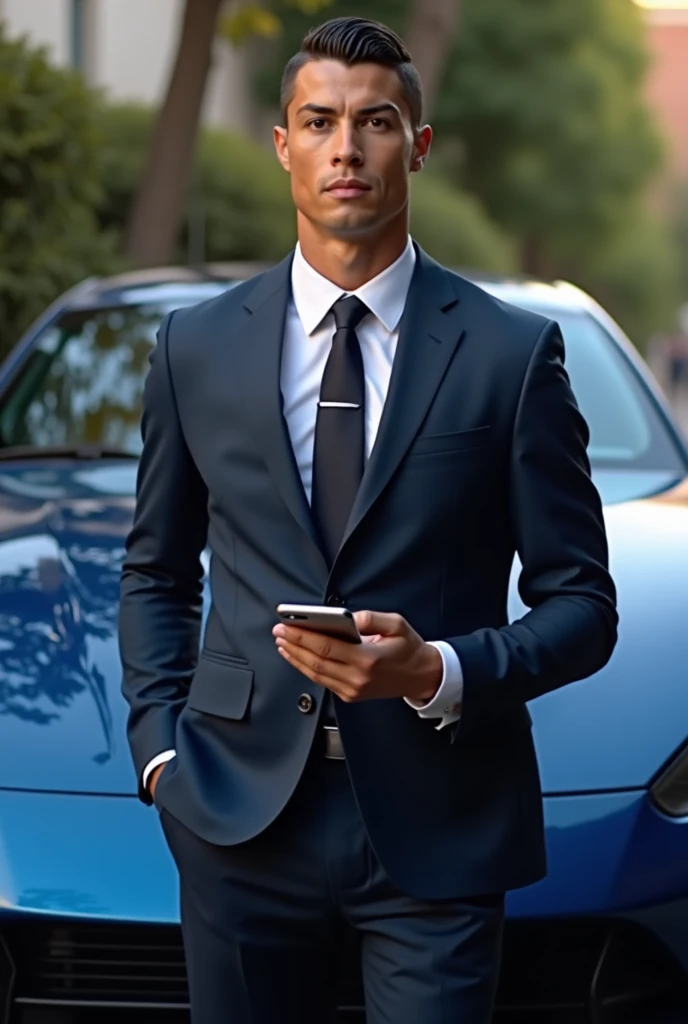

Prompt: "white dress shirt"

[142,237,463,792]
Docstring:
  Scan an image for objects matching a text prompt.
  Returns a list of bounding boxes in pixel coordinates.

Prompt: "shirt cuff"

[142,749,176,793]
[404,641,463,730]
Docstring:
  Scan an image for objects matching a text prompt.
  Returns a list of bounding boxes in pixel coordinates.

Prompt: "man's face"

[274,59,431,239]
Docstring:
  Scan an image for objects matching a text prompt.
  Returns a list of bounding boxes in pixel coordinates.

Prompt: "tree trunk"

[521,236,546,278]
[124,0,224,267]
[405,0,460,119]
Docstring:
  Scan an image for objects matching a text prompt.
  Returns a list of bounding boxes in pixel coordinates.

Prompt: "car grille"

[3,923,186,1011]
[1,917,686,1022]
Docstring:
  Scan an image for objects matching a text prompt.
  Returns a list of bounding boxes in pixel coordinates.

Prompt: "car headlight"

[651,744,688,817]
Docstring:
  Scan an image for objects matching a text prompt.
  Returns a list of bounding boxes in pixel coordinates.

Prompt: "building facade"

[641,2,688,187]
[0,0,258,133]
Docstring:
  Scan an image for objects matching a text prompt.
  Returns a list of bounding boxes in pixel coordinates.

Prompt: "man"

[119,15,618,1024]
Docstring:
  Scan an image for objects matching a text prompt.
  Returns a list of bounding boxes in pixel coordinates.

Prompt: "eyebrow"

[358,103,400,117]
[295,102,400,118]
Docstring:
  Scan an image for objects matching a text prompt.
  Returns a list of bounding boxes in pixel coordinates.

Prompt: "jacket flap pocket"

[187,657,254,720]
[408,425,492,457]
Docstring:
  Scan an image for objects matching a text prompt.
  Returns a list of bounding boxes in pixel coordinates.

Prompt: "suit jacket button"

[298,693,315,714]
[326,594,345,606]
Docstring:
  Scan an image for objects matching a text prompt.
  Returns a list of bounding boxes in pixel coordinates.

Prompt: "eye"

[307,118,329,130]
[363,118,391,130]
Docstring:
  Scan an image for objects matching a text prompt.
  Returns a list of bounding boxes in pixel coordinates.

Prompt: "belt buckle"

[323,725,345,760]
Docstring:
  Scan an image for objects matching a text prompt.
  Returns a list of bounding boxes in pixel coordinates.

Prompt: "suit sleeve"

[448,319,618,722]
[118,311,209,803]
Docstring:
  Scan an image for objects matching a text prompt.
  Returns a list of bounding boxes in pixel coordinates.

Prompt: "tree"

[124,0,224,267]
[0,25,117,357]
[125,0,334,269]
[405,0,459,117]
[427,0,679,341]
[577,203,679,348]
[99,104,296,263]
[435,0,663,278]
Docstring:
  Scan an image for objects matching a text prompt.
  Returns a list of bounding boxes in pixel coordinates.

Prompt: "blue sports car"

[0,264,687,1024]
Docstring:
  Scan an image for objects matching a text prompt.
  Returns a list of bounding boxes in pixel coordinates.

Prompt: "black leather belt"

[323,725,345,760]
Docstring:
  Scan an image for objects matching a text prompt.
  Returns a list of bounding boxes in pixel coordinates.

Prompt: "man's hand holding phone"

[272,607,443,705]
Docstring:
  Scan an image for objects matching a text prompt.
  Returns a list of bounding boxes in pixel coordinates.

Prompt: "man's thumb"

[354,610,404,637]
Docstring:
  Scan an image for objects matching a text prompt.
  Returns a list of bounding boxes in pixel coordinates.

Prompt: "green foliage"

[410,174,515,272]
[97,103,514,273]
[440,0,659,256]
[97,104,296,262]
[220,4,283,46]
[191,123,296,260]
[0,24,117,357]
[436,0,663,265]
[439,0,678,341]
[573,205,680,349]
[220,0,334,47]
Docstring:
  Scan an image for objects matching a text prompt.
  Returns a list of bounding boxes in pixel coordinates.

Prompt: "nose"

[331,123,363,168]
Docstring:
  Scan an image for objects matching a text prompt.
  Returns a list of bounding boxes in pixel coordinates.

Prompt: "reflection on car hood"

[0,461,685,796]
[0,462,141,794]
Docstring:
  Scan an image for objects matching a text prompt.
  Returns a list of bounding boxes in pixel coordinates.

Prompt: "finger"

[277,640,356,683]
[353,610,405,637]
[273,625,358,664]
[277,642,359,697]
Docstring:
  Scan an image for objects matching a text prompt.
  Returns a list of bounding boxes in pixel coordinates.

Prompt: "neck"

[296,215,409,291]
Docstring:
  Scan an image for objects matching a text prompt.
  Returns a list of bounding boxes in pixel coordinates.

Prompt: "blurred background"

[1,0,687,429]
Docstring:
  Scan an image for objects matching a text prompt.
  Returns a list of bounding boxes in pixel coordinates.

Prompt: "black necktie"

[311,295,368,567]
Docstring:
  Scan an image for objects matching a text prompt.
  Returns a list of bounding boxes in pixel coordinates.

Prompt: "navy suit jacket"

[119,247,618,900]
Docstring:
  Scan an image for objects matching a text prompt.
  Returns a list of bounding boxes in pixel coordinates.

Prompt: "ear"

[411,124,433,174]
[273,125,290,173]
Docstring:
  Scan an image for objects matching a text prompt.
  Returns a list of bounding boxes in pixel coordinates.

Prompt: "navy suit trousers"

[159,743,505,1024]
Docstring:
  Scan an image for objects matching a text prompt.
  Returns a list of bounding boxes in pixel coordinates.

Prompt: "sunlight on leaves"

[283,0,333,11]
[221,5,282,45]
[220,0,334,47]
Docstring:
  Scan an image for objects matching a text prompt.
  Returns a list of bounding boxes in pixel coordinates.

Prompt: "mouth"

[324,180,372,200]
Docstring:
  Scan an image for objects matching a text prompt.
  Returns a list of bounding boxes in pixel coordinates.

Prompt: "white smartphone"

[276,603,362,643]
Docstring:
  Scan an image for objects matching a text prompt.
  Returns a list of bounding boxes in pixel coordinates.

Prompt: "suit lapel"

[234,254,326,562]
[338,249,466,555]
[231,247,465,570]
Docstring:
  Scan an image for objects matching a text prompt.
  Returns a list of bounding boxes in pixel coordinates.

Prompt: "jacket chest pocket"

[406,425,492,459]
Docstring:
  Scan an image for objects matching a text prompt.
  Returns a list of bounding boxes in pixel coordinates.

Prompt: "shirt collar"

[291,236,416,337]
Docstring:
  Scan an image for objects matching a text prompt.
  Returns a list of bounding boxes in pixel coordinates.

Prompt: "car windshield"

[0,293,683,473]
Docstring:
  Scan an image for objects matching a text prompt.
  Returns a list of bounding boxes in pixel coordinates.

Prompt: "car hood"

[0,461,685,796]
[524,470,688,792]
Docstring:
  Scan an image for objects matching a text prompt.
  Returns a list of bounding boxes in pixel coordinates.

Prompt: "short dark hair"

[280,17,423,128]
